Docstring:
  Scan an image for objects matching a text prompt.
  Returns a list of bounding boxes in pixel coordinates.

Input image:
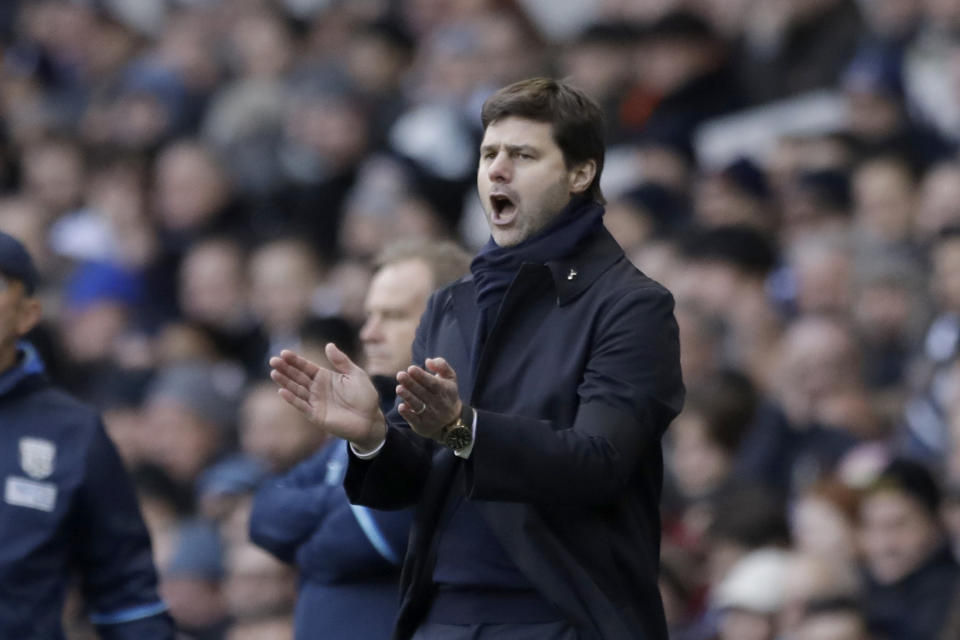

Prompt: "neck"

[0,346,18,376]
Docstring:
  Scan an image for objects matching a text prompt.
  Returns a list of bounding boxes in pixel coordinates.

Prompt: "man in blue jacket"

[0,231,173,639]
[250,239,470,639]
[271,78,684,639]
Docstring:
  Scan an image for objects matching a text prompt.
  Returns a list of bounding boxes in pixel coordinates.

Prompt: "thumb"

[326,342,361,375]
[426,357,456,380]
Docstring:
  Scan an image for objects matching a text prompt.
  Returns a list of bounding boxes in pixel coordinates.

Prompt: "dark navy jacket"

[346,227,685,639]
[250,435,412,639]
[0,344,173,639]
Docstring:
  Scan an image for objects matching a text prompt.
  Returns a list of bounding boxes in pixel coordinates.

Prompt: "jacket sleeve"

[464,285,684,507]
[73,421,174,640]
[294,496,411,580]
[248,446,342,563]
[250,442,412,580]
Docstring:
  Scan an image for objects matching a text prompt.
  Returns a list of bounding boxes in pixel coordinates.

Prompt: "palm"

[270,346,381,446]
[306,366,379,439]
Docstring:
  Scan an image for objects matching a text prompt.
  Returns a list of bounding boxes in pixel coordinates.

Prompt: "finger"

[279,350,320,379]
[396,385,427,413]
[270,369,311,402]
[397,401,423,427]
[278,387,315,418]
[397,369,432,400]
[425,357,457,380]
[270,357,316,391]
[326,342,362,376]
[405,365,449,394]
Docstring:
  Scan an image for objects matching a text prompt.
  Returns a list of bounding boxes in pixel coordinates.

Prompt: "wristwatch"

[439,403,473,451]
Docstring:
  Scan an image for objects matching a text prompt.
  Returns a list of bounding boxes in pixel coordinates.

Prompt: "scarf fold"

[470,196,604,316]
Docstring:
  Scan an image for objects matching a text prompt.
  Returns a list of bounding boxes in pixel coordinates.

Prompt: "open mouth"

[489,194,517,223]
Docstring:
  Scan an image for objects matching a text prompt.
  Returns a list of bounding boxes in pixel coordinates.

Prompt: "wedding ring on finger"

[412,401,428,415]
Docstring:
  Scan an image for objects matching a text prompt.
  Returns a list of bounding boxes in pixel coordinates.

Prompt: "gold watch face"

[443,423,472,450]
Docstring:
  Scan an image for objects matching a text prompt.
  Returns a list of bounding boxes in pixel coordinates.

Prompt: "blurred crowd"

[2,0,960,638]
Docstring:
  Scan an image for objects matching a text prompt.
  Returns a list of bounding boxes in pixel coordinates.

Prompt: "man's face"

[0,275,41,371]
[360,259,433,377]
[477,116,582,247]
[859,489,940,585]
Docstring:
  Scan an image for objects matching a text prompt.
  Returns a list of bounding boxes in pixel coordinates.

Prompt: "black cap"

[0,231,38,294]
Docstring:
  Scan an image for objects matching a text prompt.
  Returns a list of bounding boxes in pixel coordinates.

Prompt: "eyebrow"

[480,143,538,155]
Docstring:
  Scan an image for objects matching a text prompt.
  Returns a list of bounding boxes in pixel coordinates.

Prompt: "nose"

[487,151,511,183]
[360,315,381,343]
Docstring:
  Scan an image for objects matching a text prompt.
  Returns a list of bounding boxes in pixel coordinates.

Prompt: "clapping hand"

[396,357,462,440]
[270,344,386,452]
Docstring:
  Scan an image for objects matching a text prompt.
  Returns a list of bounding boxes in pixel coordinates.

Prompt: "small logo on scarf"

[19,438,56,480]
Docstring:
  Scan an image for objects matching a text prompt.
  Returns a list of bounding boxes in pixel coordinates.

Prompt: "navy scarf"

[470,196,604,336]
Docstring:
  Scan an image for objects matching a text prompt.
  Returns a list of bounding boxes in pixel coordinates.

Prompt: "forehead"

[366,259,433,308]
[480,116,557,149]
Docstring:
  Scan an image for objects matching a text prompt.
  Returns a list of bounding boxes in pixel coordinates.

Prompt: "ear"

[16,297,42,337]
[568,159,597,196]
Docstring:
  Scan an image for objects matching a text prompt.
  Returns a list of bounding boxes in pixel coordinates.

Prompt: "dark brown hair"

[480,77,606,204]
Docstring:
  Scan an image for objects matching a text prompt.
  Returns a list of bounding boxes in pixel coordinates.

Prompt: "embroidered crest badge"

[19,438,56,480]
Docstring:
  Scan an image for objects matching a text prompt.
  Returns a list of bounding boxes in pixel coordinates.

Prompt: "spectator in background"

[247,236,324,367]
[238,381,328,474]
[250,238,470,640]
[792,597,870,640]
[622,10,744,149]
[675,224,782,385]
[858,458,960,640]
[177,236,266,375]
[0,231,173,638]
[161,519,230,639]
[901,227,960,462]
[140,361,243,490]
[779,554,862,639]
[713,548,790,640]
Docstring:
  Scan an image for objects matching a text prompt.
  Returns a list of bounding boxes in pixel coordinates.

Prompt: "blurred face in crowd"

[240,384,325,472]
[180,239,248,327]
[670,410,731,498]
[155,142,230,231]
[779,554,861,636]
[60,300,130,364]
[143,399,221,484]
[859,488,941,584]
[478,117,595,247]
[360,258,433,377]
[21,140,84,218]
[775,317,861,424]
[0,274,41,373]
[852,158,915,245]
[248,241,319,335]
[228,11,293,79]
[791,496,858,562]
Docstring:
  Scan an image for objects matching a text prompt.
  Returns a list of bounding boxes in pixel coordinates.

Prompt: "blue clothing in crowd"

[250,436,412,639]
[0,343,173,639]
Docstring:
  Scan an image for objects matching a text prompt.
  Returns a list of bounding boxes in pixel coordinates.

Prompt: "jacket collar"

[0,341,46,398]
[448,225,625,311]
[545,226,624,306]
